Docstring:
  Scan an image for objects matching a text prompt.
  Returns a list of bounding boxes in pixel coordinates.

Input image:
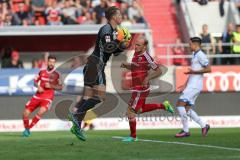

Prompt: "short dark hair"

[105,6,120,21]
[48,55,57,60]
[190,37,202,45]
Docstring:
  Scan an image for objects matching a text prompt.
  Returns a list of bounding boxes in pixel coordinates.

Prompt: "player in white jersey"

[175,37,211,138]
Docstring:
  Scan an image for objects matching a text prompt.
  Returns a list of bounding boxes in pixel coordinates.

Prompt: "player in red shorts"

[121,36,174,142]
[22,55,63,137]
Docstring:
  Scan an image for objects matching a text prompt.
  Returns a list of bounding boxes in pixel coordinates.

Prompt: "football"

[116,26,132,48]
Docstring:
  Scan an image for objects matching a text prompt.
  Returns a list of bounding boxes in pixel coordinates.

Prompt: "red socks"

[128,103,165,138]
[129,117,137,138]
[29,114,41,129]
[23,116,29,129]
[141,103,165,113]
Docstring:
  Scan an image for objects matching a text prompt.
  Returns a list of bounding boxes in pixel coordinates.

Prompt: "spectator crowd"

[0,0,145,26]
[172,22,240,66]
[178,0,240,16]
[2,0,240,67]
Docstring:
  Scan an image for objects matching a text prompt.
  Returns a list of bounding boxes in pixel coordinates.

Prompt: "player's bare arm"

[121,61,140,70]
[35,83,44,93]
[120,62,132,70]
[184,65,211,74]
[45,82,63,90]
[34,74,44,93]
[37,86,44,93]
[143,67,162,85]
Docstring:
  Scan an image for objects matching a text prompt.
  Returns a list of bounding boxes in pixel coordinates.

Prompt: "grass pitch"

[1,128,240,160]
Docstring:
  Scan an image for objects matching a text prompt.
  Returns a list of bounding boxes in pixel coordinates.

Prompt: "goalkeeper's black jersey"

[84,23,124,87]
[90,23,120,65]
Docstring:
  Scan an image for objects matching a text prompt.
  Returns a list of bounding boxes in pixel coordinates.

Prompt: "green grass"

[1,128,240,160]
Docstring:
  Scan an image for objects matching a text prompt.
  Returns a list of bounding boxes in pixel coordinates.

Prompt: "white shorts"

[179,88,201,106]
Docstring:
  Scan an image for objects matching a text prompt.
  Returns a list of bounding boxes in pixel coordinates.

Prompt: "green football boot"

[163,100,174,113]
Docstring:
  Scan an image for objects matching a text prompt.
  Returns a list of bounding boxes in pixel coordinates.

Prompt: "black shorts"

[83,64,106,87]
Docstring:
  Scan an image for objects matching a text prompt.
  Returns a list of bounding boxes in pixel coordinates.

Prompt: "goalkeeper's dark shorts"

[83,62,106,87]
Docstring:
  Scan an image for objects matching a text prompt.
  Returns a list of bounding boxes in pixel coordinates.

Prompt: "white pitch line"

[112,136,240,152]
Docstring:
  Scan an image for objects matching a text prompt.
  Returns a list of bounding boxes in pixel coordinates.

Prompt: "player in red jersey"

[121,36,174,142]
[22,55,63,137]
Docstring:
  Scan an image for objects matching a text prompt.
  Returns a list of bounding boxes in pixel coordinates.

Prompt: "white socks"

[177,106,189,132]
[178,107,206,132]
[187,109,206,128]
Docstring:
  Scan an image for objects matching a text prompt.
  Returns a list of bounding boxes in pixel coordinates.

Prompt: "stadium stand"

[0,0,145,26]
[1,0,240,67]
[141,0,180,65]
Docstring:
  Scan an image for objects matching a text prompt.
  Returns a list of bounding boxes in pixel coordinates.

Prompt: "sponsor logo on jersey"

[138,57,142,62]
[105,35,111,42]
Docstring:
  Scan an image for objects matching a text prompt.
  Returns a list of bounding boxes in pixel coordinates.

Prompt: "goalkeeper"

[69,6,131,141]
